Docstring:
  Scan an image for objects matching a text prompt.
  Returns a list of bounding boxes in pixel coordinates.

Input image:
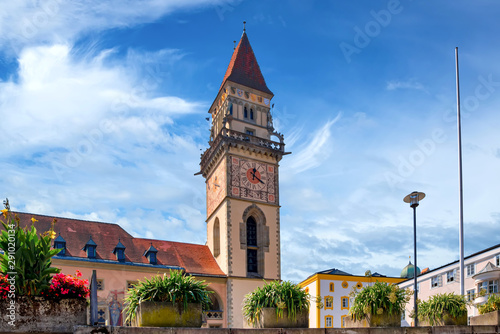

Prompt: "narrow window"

[341,296,349,309]
[329,282,334,292]
[247,216,258,273]
[213,218,220,257]
[250,109,254,120]
[244,107,248,118]
[229,103,233,115]
[496,255,500,267]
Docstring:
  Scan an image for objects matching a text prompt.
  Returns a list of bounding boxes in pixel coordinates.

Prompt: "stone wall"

[73,326,500,334]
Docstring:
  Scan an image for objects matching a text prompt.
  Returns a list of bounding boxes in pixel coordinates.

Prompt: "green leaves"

[417,293,469,325]
[123,269,212,323]
[0,202,61,296]
[349,281,411,321]
[242,280,310,326]
[477,293,500,315]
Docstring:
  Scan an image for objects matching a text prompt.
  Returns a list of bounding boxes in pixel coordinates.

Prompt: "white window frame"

[431,275,439,288]
[466,263,475,276]
[446,269,456,283]
[325,316,333,328]
[496,254,500,267]
[466,289,475,301]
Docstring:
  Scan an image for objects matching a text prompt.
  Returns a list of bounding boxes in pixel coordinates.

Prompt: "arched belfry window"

[246,216,258,273]
[244,107,248,118]
[229,103,233,115]
[240,204,270,277]
[250,108,254,120]
[213,218,220,257]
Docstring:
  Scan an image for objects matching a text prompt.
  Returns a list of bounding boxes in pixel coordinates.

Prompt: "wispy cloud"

[285,113,341,175]
[386,79,428,92]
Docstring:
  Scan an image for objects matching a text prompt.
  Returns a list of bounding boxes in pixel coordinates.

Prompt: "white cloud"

[0,0,233,51]
[386,79,427,92]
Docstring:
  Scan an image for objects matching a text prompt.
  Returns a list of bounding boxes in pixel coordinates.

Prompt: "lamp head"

[404,191,425,208]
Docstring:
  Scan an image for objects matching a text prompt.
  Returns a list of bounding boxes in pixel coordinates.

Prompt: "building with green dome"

[400,261,421,279]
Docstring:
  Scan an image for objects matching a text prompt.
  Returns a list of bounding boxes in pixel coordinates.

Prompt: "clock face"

[240,161,266,191]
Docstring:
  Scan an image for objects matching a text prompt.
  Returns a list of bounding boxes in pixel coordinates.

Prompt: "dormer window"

[112,239,126,262]
[83,236,97,259]
[53,233,66,256]
[144,243,158,265]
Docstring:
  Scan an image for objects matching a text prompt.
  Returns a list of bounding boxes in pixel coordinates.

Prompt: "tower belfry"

[199,29,288,327]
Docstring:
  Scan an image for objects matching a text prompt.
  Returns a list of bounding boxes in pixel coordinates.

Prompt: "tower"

[200,30,287,327]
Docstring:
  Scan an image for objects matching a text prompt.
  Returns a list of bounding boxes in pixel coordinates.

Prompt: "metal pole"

[456,47,465,296]
[413,205,418,327]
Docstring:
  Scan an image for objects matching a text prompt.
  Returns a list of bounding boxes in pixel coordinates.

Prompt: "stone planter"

[344,312,401,328]
[419,312,467,326]
[470,310,500,326]
[251,307,309,328]
[135,301,202,327]
[0,296,87,333]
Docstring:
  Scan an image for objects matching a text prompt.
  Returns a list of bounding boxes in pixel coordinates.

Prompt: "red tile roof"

[12,212,225,277]
[220,32,273,96]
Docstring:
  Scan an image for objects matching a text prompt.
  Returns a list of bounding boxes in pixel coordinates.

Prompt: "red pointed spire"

[220,32,273,96]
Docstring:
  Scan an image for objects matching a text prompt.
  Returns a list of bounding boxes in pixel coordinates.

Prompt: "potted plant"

[470,293,500,325]
[123,269,212,327]
[347,281,411,328]
[0,199,89,333]
[242,280,309,328]
[416,293,468,326]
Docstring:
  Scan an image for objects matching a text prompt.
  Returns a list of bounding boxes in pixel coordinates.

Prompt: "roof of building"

[398,242,500,284]
[13,212,225,277]
[219,32,273,96]
[400,261,421,279]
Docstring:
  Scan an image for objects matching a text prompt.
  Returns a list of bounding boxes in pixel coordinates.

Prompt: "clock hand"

[250,169,265,184]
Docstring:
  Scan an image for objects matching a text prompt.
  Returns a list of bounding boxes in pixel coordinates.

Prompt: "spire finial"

[243,21,246,32]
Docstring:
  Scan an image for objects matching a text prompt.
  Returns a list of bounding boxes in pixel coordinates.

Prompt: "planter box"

[419,313,467,326]
[136,301,202,327]
[470,310,500,326]
[345,312,401,328]
[0,296,87,333]
[252,307,309,328]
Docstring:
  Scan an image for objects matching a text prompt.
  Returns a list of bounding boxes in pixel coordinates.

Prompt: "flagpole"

[455,47,465,296]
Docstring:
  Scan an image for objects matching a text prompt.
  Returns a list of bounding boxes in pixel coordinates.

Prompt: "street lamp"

[403,191,425,327]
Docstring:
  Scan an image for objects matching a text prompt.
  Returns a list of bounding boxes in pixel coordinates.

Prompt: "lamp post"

[403,191,425,327]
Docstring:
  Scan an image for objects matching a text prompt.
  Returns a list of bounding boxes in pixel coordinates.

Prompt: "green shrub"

[0,199,60,296]
[417,293,468,325]
[242,280,309,326]
[478,293,500,315]
[349,281,411,320]
[123,270,212,323]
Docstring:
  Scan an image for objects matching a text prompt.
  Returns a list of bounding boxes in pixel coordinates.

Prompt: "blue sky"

[1,0,500,283]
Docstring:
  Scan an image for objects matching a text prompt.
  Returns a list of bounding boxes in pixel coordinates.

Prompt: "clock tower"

[200,30,287,327]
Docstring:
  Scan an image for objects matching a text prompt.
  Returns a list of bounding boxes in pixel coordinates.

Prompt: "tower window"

[213,218,220,257]
[229,103,233,115]
[250,109,254,120]
[244,107,248,118]
[247,216,258,273]
[247,217,257,247]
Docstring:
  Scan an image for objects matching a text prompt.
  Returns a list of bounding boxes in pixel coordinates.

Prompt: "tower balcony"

[200,128,285,174]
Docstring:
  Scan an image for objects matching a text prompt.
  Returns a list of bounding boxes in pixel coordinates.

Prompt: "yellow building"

[300,269,404,328]
[12,28,287,328]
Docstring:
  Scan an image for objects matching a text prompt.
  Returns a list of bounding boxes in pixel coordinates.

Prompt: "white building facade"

[398,243,500,326]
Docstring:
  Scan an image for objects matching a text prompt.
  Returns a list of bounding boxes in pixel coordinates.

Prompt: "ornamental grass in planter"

[348,281,411,328]
[123,269,212,327]
[242,280,309,328]
[470,293,500,325]
[416,293,469,326]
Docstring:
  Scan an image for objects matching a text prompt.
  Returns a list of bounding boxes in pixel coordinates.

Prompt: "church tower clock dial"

[198,28,289,328]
